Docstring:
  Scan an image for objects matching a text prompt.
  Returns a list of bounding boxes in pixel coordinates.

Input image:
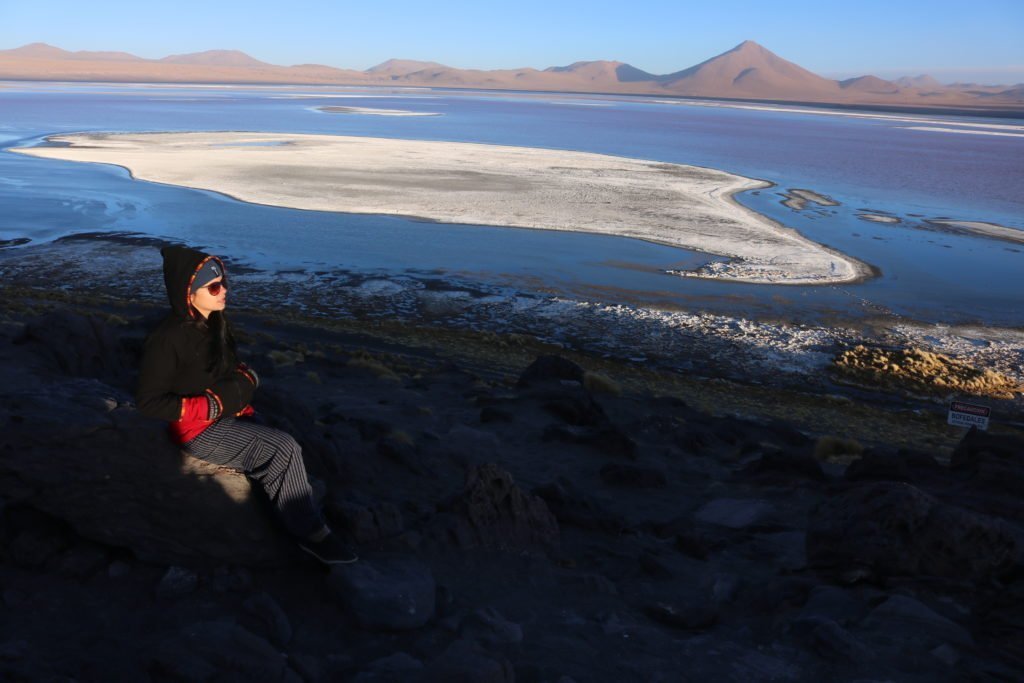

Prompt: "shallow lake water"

[1,81,1021,325]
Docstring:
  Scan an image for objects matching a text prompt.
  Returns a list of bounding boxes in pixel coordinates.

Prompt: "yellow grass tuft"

[584,371,621,395]
[267,349,305,367]
[347,356,401,382]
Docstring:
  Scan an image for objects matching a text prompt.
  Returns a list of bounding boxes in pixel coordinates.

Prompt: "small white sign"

[948,401,990,430]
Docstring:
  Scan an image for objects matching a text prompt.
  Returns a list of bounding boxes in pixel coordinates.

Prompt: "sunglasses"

[200,280,228,296]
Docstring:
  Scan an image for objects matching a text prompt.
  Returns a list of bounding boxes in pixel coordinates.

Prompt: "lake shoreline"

[1,233,1020,402]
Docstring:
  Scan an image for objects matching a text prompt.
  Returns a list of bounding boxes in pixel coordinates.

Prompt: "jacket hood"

[160,245,227,320]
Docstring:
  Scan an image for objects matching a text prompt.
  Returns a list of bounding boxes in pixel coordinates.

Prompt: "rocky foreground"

[1,285,1023,683]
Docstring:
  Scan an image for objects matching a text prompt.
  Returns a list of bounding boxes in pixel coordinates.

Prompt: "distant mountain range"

[1,40,1021,110]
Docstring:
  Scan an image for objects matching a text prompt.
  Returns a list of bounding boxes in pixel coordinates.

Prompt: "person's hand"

[237,363,259,388]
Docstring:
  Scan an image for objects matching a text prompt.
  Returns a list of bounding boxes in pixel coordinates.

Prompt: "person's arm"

[136,332,214,421]
[207,367,257,418]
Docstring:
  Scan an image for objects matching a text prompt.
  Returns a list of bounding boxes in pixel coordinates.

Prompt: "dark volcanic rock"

[599,463,667,489]
[152,618,301,682]
[798,585,864,625]
[542,394,606,426]
[541,423,637,459]
[243,591,293,648]
[639,551,675,579]
[844,449,913,482]
[443,424,504,463]
[807,482,1023,581]
[0,400,297,567]
[844,448,941,483]
[459,606,524,645]
[15,311,134,388]
[352,652,424,682]
[533,478,625,535]
[791,616,875,664]
[694,498,775,529]
[479,405,514,424]
[953,426,1024,465]
[517,355,584,387]
[54,540,110,578]
[861,595,975,650]
[440,463,559,551]
[952,426,1024,502]
[378,435,435,477]
[673,426,720,454]
[645,601,718,631]
[156,566,199,600]
[8,513,72,568]
[333,500,404,544]
[739,449,826,482]
[421,639,515,683]
[328,556,436,631]
[0,376,124,444]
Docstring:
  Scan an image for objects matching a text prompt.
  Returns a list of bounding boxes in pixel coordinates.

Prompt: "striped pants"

[184,417,324,539]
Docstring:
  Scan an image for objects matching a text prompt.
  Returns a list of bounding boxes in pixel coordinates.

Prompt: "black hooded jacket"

[135,245,258,444]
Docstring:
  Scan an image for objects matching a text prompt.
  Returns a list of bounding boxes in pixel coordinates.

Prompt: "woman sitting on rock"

[135,245,356,566]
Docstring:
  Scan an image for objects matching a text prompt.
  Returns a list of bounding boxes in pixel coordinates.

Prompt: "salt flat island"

[315,105,442,116]
[13,132,870,285]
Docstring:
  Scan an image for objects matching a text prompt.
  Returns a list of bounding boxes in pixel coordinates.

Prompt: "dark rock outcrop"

[599,463,667,489]
[15,311,136,389]
[807,481,1023,582]
[421,639,515,683]
[436,463,560,551]
[151,618,301,682]
[0,383,297,567]
[517,355,585,388]
[534,478,625,535]
[328,557,436,631]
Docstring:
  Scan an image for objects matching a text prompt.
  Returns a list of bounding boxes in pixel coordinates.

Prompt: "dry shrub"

[833,345,1021,399]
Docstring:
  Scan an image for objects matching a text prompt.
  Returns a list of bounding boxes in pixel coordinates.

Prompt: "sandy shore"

[11,132,870,285]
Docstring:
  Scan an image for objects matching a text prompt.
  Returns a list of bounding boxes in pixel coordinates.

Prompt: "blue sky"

[4,0,1023,83]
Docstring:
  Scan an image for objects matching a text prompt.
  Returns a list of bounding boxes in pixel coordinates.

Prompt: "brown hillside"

[5,42,143,62]
[660,40,840,99]
[840,75,901,94]
[366,59,450,76]
[159,50,271,68]
[0,41,1019,110]
[545,60,656,83]
[895,74,943,89]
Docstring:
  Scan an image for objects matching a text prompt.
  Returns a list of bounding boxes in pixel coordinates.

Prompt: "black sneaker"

[298,532,358,565]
